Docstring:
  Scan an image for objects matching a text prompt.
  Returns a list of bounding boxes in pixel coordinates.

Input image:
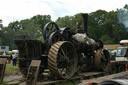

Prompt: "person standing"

[12,53,17,66]
[9,54,12,64]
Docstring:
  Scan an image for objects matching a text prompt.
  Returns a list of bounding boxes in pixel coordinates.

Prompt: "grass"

[1,63,19,85]
[1,82,18,85]
[56,80,79,85]
[0,82,7,85]
[5,63,19,75]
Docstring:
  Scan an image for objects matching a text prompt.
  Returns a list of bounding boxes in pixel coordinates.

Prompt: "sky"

[0,0,128,26]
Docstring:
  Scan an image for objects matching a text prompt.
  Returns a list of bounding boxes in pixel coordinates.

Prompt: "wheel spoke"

[60,48,66,57]
[67,50,73,58]
[60,68,66,74]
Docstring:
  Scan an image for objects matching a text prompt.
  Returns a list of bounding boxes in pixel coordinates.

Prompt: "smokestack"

[0,19,2,30]
[81,13,88,35]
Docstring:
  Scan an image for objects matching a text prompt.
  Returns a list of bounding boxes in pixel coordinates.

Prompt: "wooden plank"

[79,72,102,77]
[26,60,41,85]
[0,58,7,84]
[36,72,103,85]
[80,71,128,85]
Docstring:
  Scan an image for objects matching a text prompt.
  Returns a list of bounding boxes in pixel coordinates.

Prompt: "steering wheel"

[43,22,59,40]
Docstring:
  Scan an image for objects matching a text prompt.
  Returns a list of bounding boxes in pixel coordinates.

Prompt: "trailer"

[24,59,128,85]
[23,39,128,85]
[80,71,128,85]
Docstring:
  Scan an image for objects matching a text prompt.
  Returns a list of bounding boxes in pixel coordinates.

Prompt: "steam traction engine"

[15,13,110,79]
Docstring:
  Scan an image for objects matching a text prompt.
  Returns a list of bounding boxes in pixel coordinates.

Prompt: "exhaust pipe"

[81,13,88,35]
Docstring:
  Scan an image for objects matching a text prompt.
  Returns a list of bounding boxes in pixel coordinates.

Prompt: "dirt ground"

[3,72,25,85]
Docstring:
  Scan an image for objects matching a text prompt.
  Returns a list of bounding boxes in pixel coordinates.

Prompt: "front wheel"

[95,49,110,71]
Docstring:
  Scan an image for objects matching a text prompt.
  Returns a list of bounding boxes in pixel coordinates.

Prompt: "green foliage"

[5,63,19,75]
[56,80,78,85]
[56,13,82,29]
[0,15,51,49]
[88,10,107,39]
[0,82,7,85]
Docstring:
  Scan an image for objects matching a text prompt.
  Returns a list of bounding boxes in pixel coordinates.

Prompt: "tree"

[88,10,107,39]
[0,15,51,49]
[56,13,82,30]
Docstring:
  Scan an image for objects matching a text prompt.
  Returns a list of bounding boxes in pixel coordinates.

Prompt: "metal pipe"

[81,13,88,35]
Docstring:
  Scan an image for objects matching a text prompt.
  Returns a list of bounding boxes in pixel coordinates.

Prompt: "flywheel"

[95,49,110,71]
[48,41,78,79]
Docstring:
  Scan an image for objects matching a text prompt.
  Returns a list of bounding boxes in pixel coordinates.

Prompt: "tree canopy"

[0,5,128,50]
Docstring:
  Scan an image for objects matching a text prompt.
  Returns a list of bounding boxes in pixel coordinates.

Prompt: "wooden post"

[0,58,7,84]
[26,60,41,85]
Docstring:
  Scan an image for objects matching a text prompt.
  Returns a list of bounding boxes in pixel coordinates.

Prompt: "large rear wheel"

[48,41,78,79]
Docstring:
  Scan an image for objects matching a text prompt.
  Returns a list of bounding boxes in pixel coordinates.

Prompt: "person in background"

[9,54,12,64]
[12,53,17,66]
[3,51,6,55]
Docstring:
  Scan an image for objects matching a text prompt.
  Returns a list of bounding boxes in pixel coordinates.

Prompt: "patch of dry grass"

[104,44,120,50]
